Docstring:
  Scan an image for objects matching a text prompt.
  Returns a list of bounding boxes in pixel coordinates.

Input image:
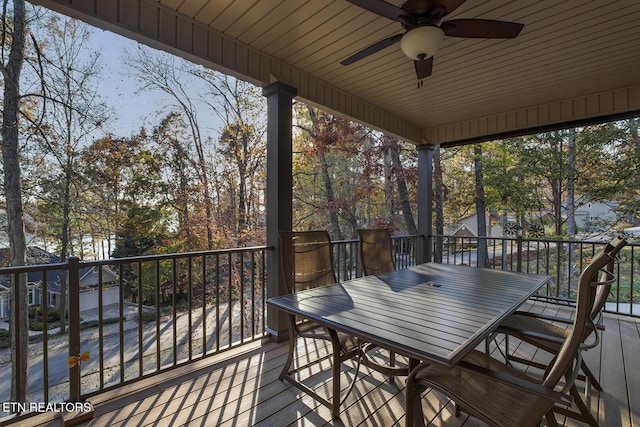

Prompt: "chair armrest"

[499,324,596,352]
[498,324,566,345]
[455,360,572,406]
[512,310,574,325]
[530,295,576,306]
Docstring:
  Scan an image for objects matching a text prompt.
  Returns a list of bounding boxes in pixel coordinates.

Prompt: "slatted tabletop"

[268,263,552,367]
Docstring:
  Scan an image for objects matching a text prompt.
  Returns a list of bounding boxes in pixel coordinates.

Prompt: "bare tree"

[201,75,266,246]
[125,48,217,249]
[1,0,29,403]
[32,15,108,333]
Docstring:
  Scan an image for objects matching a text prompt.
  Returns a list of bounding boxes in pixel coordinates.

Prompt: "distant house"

[572,199,619,232]
[77,265,121,312]
[0,247,59,318]
[0,285,8,319]
[447,213,504,238]
[0,247,120,320]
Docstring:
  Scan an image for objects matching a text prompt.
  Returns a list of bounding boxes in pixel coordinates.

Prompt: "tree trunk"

[236,131,249,245]
[565,129,578,278]
[318,150,342,239]
[566,128,577,238]
[1,0,29,403]
[473,145,489,268]
[307,107,342,238]
[388,139,417,235]
[58,165,73,335]
[383,145,394,224]
[433,146,444,263]
[550,132,564,236]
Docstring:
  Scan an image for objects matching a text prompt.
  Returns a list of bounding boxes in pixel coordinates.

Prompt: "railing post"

[516,234,523,272]
[68,256,81,402]
[12,271,28,406]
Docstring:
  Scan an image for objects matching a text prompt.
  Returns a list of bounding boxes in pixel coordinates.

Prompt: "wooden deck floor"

[16,302,640,427]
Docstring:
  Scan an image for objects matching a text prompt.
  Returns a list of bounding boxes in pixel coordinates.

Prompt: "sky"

[86,25,226,140]
[20,5,254,144]
[90,30,169,137]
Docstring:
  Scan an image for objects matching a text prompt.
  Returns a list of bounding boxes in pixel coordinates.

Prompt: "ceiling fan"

[341,0,524,81]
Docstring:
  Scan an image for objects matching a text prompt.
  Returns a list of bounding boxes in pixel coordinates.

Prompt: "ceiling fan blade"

[344,0,406,22]
[442,19,524,38]
[414,57,434,79]
[431,0,468,17]
[341,33,403,65]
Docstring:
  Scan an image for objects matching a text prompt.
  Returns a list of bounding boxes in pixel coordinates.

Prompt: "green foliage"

[111,201,171,258]
[28,321,45,331]
[79,317,121,330]
[0,329,9,349]
[28,306,65,325]
[440,121,639,237]
[141,311,157,323]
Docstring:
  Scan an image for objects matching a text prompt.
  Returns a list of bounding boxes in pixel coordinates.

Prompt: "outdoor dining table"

[267,262,553,418]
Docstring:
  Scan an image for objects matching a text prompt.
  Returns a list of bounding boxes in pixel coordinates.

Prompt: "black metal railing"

[1,236,421,418]
[430,234,639,316]
[0,233,637,421]
[0,246,268,418]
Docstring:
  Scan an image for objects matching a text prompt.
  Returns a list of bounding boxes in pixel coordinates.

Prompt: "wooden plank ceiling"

[32,0,640,145]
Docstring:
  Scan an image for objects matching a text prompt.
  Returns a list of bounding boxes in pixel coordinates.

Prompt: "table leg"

[406,359,426,427]
[329,329,342,419]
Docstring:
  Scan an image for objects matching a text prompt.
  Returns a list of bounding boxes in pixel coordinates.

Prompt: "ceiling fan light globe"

[400,26,444,60]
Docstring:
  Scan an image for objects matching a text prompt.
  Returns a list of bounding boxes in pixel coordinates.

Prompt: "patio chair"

[405,248,615,427]
[357,228,402,380]
[490,236,625,425]
[358,228,395,276]
[279,231,354,355]
[278,231,404,409]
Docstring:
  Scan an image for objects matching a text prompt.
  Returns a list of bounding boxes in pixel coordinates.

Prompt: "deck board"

[9,302,639,427]
[619,319,640,427]
[599,316,629,427]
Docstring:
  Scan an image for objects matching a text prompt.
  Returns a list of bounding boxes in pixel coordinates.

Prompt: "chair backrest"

[358,228,395,276]
[543,249,614,389]
[590,236,626,321]
[279,230,337,293]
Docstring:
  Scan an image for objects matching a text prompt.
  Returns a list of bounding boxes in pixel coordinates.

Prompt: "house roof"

[30,0,640,146]
[0,246,60,267]
[0,247,119,293]
[79,266,119,287]
[452,224,477,237]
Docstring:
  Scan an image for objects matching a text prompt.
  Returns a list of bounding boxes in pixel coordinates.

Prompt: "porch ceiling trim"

[428,84,640,147]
